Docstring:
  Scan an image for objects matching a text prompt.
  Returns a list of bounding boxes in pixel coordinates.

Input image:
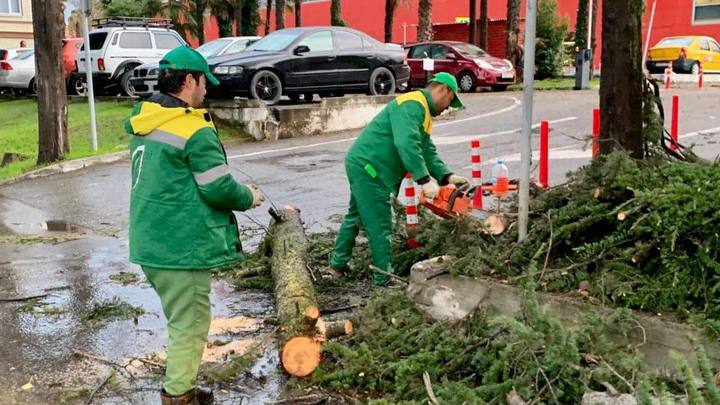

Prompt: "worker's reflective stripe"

[144,129,187,149]
[194,164,231,185]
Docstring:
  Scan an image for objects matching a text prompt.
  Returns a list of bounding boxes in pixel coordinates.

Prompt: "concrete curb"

[0,151,129,187]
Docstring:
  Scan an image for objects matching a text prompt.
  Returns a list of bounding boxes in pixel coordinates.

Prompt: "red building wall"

[193,0,719,71]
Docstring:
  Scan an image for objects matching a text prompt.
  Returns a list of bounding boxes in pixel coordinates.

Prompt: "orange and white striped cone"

[699,63,704,89]
[403,174,422,249]
[665,66,672,89]
[470,140,483,209]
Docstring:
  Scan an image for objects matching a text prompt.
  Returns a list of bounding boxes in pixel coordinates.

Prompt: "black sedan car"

[207,27,411,105]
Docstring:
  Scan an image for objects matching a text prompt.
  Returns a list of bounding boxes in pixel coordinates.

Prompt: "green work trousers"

[330,162,395,285]
[142,266,211,396]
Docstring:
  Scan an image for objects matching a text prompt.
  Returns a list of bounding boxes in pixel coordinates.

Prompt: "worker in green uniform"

[125,46,264,405]
[330,72,469,286]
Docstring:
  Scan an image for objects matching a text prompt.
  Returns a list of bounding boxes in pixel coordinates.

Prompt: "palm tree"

[330,0,344,26]
[384,0,398,43]
[191,0,209,44]
[276,0,285,29]
[294,0,301,27]
[417,0,432,42]
[505,0,522,77]
[164,0,195,42]
[211,0,234,37]
[479,0,488,50]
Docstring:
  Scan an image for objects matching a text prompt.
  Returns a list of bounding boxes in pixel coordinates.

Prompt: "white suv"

[71,17,186,96]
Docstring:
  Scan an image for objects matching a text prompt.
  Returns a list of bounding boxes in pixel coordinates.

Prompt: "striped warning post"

[403,174,422,249]
[471,140,483,209]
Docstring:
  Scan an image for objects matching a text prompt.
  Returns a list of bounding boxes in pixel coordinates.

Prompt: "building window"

[694,0,720,24]
[0,0,21,15]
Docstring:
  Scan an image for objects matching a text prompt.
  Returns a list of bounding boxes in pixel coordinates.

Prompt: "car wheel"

[250,70,282,106]
[70,76,87,96]
[459,73,476,93]
[303,93,314,103]
[369,67,396,96]
[29,78,37,95]
[121,70,136,97]
[691,62,700,75]
[491,85,508,92]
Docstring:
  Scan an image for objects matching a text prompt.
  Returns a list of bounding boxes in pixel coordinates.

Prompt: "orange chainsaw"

[418,183,478,219]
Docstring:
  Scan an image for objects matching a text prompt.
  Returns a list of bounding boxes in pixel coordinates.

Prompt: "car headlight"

[148,69,159,76]
[474,59,493,70]
[503,59,514,69]
[213,66,243,75]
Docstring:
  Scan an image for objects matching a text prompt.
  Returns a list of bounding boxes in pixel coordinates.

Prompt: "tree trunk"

[330,0,344,26]
[276,0,285,29]
[599,0,644,158]
[32,0,68,164]
[194,0,207,44]
[234,0,244,36]
[417,0,433,42]
[590,0,599,77]
[295,0,301,27]
[505,0,522,77]
[384,0,397,43]
[267,206,321,377]
[265,0,272,34]
[468,0,477,45]
[479,0,488,50]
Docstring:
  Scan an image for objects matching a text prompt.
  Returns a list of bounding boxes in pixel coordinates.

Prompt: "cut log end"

[617,211,628,221]
[484,214,509,236]
[304,305,320,322]
[317,319,354,339]
[281,336,321,377]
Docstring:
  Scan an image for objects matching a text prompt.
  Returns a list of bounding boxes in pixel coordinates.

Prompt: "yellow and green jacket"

[346,89,452,190]
[125,93,254,270]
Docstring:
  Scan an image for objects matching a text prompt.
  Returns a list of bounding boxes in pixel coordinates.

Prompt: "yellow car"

[646,36,720,74]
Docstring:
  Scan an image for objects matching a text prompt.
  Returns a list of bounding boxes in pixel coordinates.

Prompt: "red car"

[404,41,516,92]
[62,38,83,79]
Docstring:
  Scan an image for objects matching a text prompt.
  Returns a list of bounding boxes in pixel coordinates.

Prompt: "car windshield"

[657,38,694,48]
[196,38,233,58]
[247,31,301,52]
[453,43,488,57]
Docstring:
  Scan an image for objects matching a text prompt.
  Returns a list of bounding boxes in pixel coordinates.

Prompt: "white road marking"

[434,96,521,128]
[434,116,578,146]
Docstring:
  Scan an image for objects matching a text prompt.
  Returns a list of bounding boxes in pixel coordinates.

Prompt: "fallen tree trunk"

[267,206,321,377]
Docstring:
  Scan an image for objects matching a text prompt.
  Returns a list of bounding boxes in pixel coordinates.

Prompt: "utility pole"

[518,0,537,242]
[82,0,98,152]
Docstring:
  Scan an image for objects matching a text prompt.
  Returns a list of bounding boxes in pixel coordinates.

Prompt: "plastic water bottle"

[492,160,509,197]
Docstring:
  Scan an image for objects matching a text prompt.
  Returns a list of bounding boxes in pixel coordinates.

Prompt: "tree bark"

[505,0,522,77]
[275,0,285,29]
[479,0,488,50]
[384,0,397,43]
[330,0,344,26]
[468,0,477,45]
[266,206,321,377]
[32,0,68,164]
[417,0,433,42]
[294,0,301,27]
[265,0,273,34]
[599,0,644,158]
[194,0,207,44]
[234,0,244,36]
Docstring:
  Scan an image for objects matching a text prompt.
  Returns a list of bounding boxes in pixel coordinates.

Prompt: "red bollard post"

[470,139,483,209]
[540,121,549,188]
[592,108,600,157]
[699,62,704,89]
[671,95,679,151]
[403,174,422,249]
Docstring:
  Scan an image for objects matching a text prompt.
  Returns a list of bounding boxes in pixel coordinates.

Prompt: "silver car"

[0,50,36,94]
[131,36,260,97]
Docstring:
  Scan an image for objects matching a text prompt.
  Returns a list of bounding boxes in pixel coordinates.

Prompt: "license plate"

[501,72,514,79]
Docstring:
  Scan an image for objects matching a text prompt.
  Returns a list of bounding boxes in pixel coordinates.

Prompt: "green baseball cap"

[159,46,220,86]
[429,72,464,109]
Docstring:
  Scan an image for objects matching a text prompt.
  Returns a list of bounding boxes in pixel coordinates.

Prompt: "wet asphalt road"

[1,87,720,403]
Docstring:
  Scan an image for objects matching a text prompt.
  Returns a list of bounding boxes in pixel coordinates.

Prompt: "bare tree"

[599,0,644,158]
[276,0,285,29]
[468,0,477,44]
[32,0,68,163]
[417,0,432,42]
[265,0,273,34]
[479,0,488,50]
[505,0,522,77]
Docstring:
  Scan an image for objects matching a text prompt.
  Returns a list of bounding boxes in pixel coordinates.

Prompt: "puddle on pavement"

[0,228,281,404]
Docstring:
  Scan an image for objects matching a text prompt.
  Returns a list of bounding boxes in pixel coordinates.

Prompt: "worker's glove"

[448,174,469,186]
[249,184,265,208]
[421,179,440,200]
